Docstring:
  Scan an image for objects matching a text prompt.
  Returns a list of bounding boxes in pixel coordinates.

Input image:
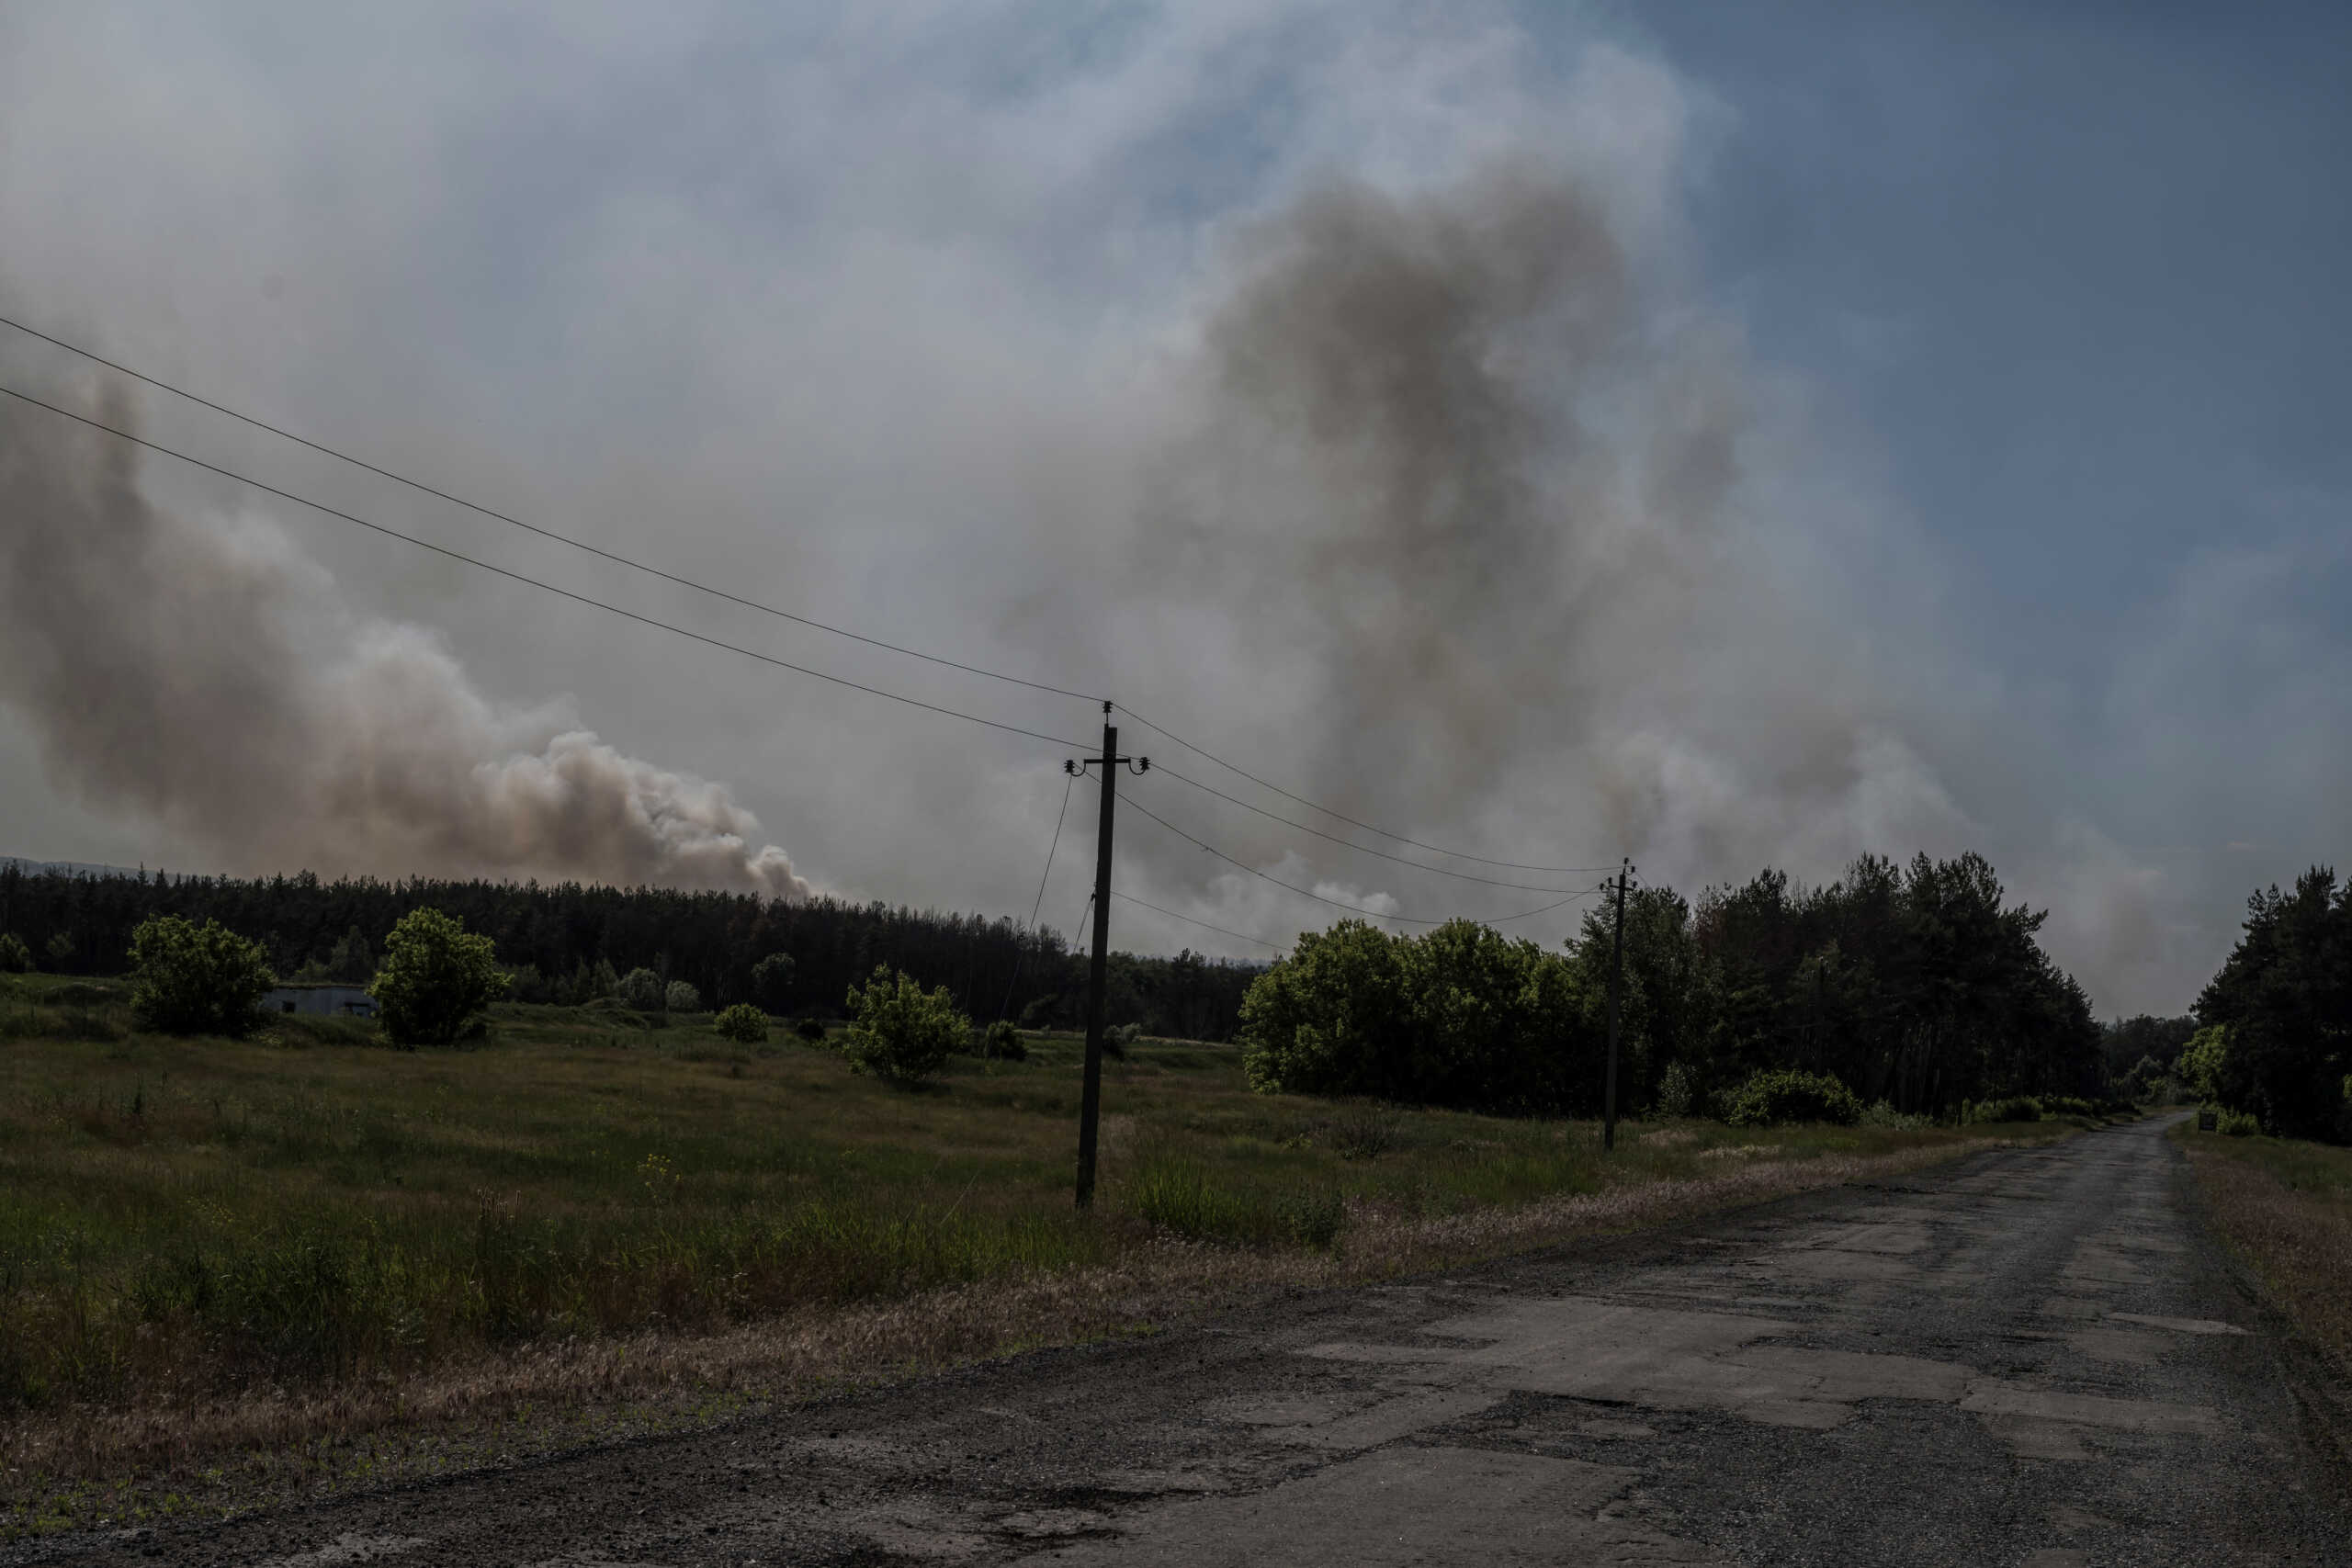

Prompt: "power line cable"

[1109,890,1286,953]
[1024,773,1077,933]
[1114,704,1616,875]
[0,312,1635,876]
[0,382,1088,750]
[0,311,1101,705]
[993,773,1078,1026]
[1154,763,1600,892]
[1122,793,1604,929]
[0,311,1620,877]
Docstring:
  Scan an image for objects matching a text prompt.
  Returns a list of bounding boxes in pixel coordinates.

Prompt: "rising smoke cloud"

[0,389,809,897]
[1102,162,1975,931]
[0,6,2278,1014]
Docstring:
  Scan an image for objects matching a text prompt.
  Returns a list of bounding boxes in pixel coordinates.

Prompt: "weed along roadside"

[0,970,2094,1535]
[2171,1117,2352,1378]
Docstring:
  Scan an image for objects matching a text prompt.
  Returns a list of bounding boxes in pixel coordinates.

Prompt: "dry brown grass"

[2178,1128,2352,1373]
[2,1132,2037,1529]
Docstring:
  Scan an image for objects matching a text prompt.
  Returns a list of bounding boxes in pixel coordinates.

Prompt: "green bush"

[795,1016,829,1043]
[713,1003,767,1044]
[1241,918,1590,1114]
[842,966,968,1085]
[617,967,664,1011]
[2177,1024,2230,1104]
[751,952,796,1011]
[2041,1095,2098,1119]
[127,915,277,1037]
[2216,1107,2261,1137]
[1721,1069,1862,1127]
[1330,1101,1401,1160]
[1102,1021,1142,1059]
[1859,1099,1930,1130]
[0,932,30,973]
[1969,1094,2043,1124]
[978,1019,1027,1061]
[665,979,703,1014]
[368,908,510,1047]
[1653,1060,1694,1118]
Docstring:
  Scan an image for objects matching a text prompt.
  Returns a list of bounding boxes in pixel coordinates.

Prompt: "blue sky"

[0,2,2343,1015]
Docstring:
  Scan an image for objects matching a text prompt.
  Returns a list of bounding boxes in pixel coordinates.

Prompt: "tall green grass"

[0,984,2003,1416]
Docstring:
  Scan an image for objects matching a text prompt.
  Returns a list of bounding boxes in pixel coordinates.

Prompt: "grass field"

[2174,1120,2352,1371]
[0,970,2083,1530]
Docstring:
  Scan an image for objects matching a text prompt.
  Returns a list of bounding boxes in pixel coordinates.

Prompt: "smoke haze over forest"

[1,3,2346,1017]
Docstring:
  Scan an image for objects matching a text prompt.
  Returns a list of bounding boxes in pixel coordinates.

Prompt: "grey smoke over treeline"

[0,158,1968,953]
[0,389,808,898]
[5,5,2328,1017]
[1087,163,1975,932]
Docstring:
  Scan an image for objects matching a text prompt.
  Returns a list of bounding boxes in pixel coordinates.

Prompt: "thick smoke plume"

[0,392,809,897]
[1112,164,1968,922]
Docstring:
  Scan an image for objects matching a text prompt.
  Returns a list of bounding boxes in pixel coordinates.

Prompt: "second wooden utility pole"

[1069,703,1146,1209]
[1603,857,1630,1153]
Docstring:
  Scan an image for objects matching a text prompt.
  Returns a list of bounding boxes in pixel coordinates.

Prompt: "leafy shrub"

[2177,1024,2230,1105]
[2041,1095,2098,1119]
[665,979,703,1014]
[713,1003,767,1044]
[2216,1107,2261,1137]
[0,932,29,973]
[1102,1021,1142,1060]
[128,915,277,1037]
[1279,1188,1348,1251]
[751,952,796,1011]
[978,1019,1027,1061]
[1241,918,1589,1114]
[1329,1101,1401,1160]
[795,1016,829,1043]
[368,908,510,1048]
[842,966,968,1085]
[1969,1095,2043,1124]
[1859,1099,1930,1130]
[1722,1069,1862,1127]
[1653,1060,1695,1118]
[617,967,664,1011]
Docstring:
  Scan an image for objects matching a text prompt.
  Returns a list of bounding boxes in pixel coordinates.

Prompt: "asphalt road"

[37,1115,2351,1565]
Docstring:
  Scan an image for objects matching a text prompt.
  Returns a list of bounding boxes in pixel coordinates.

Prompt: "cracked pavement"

[27,1115,2348,1565]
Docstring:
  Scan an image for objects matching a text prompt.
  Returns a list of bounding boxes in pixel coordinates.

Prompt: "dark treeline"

[2191,866,2348,1142]
[1247,850,2105,1119]
[1648,851,2107,1114]
[2101,1013,2198,1079]
[0,864,1260,1041]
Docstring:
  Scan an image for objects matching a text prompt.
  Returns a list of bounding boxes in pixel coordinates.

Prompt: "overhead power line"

[0,310,1626,881]
[1123,793,1603,929]
[0,311,1100,705]
[0,382,1088,750]
[1109,890,1287,953]
[990,772,1079,1027]
[1155,763,1599,892]
[1114,704,1616,876]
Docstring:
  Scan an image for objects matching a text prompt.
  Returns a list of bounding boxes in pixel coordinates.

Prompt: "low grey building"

[263,984,376,1018]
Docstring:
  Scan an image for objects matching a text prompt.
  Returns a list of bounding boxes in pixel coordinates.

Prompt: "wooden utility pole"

[1069,704,1146,1208]
[1604,858,1630,1153]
